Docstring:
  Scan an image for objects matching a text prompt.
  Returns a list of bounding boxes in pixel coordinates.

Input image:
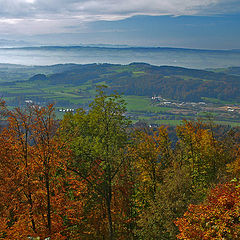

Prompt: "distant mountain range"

[2,45,240,53]
[0,44,240,68]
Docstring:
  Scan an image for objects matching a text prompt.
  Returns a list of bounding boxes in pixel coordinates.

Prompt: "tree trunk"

[106,193,113,240]
[45,172,51,235]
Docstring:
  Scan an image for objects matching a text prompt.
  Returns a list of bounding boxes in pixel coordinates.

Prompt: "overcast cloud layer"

[0,0,239,49]
[0,0,239,35]
[0,0,239,18]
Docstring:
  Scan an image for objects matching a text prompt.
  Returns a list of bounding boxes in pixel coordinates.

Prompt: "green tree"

[176,120,225,200]
[135,164,193,240]
[60,86,131,239]
[129,126,172,207]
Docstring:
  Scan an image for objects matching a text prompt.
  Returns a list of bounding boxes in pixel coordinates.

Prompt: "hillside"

[209,66,240,76]
[105,64,240,101]
[0,63,240,126]
[2,62,239,102]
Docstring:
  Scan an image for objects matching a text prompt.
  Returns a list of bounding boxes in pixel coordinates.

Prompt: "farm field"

[0,63,240,126]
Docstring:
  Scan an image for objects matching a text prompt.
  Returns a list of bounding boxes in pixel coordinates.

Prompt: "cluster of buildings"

[151,96,206,108]
[58,108,75,112]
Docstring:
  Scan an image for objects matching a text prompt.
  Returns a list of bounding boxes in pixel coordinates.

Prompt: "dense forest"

[0,87,240,239]
[27,63,240,102]
[1,63,240,107]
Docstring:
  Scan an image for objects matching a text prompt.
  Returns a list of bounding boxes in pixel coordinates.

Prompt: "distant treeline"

[13,63,240,102]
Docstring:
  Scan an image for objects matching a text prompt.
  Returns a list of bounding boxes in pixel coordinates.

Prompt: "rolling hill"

[2,62,239,103]
[0,62,240,126]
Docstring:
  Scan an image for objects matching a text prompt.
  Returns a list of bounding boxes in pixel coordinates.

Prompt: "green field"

[1,63,240,127]
[123,96,171,113]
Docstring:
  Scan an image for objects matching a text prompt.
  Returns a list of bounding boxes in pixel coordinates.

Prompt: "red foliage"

[175,181,240,239]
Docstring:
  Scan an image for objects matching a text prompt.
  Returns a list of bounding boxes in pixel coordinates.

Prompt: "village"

[150,95,240,125]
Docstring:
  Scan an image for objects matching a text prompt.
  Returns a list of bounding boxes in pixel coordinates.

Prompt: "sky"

[0,0,240,49]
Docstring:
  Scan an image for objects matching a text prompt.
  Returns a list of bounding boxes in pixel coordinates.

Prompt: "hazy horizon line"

[0,44,239,52]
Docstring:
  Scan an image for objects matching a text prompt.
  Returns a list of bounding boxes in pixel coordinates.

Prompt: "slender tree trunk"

[45,171,51,235]
[106,190,113,240]
[106,161,114,240]
[24,130,37,233]
[28,193,37,233]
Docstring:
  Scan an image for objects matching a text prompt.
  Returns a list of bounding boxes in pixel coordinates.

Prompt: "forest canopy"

[0,88,239,239]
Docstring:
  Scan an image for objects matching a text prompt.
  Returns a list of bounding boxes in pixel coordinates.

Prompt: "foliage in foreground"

[0,88,239,239]
[175,180,240,240]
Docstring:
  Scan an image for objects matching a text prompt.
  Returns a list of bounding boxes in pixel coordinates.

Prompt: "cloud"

[0,0,239,19]
[0,0,239,36]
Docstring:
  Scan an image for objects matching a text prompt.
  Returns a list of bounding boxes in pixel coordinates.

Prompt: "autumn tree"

[131,120,235,239]
[131,126,171,201]
[127,126,174,238]
[175,180,240,240]
[0,104,72,239]
[135,164,193,239]
[176,120,227,200]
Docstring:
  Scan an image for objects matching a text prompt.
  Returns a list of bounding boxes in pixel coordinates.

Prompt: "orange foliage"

[175,180,240,240]
[227,147,240,177]
[0,105,78,239]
